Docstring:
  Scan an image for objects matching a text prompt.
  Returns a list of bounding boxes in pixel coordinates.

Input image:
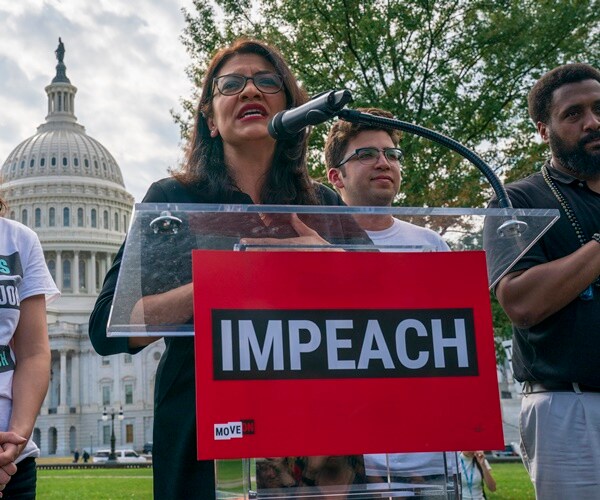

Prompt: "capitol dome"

[2,38,125,187]
[2,127,125,186]
[0,39,160,458]
[1,38,134,300]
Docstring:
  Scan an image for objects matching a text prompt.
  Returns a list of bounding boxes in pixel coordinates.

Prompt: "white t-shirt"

[365,218,450,252]
[0,218,59,461]
[364,218,452,479]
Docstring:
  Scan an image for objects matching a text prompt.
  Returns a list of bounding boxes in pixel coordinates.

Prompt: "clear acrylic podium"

[107,203,558,499]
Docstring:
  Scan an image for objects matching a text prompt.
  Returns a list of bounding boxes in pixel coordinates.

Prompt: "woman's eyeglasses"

[337,147,404,167]
[213,72,284,96]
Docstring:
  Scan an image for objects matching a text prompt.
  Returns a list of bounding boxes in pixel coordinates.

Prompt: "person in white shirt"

[459,451,496,499]
[325,108,453,497]
[325,107,449,253]
[0,194,59,498]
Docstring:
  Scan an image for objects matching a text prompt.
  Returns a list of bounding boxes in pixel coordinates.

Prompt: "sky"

[0,0,196,202]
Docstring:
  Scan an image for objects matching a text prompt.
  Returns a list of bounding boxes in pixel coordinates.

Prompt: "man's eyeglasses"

[337,147,404,167]
[213,72,284,96]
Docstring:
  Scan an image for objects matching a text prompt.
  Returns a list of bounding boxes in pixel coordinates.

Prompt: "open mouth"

[238,105,268,119]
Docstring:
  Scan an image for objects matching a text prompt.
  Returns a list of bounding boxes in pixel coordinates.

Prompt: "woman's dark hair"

[174,38,317,205]
[528,63,600,124]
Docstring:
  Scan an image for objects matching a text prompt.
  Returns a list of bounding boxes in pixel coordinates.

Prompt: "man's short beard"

[549,129,600,179]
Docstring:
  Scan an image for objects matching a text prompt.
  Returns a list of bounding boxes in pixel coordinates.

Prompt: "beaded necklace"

[542,164,600,300]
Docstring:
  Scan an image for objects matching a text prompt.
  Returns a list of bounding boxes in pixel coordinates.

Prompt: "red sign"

[193,250,503,459]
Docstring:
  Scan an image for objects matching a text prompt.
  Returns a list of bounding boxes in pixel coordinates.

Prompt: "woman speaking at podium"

[89,38,365,499]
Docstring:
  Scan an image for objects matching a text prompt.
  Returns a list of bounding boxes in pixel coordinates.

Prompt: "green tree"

[175,1,594,362]
[177,0,600,213]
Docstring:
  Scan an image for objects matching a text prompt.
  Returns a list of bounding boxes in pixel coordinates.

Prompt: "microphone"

[268,89,353,140]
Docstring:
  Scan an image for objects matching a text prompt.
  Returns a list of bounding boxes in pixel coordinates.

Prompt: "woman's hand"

[240,214,338,250]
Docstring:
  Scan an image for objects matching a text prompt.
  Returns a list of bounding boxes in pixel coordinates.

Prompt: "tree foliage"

[173,1,599,348]
[177,0,600,211]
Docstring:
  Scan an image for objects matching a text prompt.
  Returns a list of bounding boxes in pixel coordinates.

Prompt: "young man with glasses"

[325,108,452,497]
[326,107,449,251]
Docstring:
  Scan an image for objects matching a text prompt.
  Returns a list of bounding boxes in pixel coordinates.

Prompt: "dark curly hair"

[528,63,600,124]
[174,38,317,205]
[324,107,401,170]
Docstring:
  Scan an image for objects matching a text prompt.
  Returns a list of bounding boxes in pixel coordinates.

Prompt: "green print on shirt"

[0,254,23,278]
[0,347,15,373]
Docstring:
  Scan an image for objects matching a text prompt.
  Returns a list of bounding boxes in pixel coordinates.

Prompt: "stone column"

[91,252,97,293]
[81,351,88,407]
[71,351,80,408]
[73,252,80,294]
[56,251,63,290]
[114,355,122,405]
[59,350,67,412]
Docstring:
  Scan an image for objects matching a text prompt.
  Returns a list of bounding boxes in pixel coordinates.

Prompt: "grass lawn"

[36,460,534,499]
[37,468,153,499]
[487,462,535,499]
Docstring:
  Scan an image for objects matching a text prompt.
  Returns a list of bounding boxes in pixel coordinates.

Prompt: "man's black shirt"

[485,163,600,386]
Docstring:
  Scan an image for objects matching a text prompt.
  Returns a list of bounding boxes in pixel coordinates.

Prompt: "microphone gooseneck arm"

[336,108,513,209]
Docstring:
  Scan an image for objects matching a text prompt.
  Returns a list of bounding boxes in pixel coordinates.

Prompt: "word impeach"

[213,309,478,380]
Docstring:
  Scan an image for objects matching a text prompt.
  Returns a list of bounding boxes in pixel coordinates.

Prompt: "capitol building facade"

[0,41,164,456]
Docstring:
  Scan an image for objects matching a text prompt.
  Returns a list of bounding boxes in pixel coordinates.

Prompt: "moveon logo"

[214,419,255,441]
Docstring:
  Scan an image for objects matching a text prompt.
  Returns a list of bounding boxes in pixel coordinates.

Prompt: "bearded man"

[485,63,600,499]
